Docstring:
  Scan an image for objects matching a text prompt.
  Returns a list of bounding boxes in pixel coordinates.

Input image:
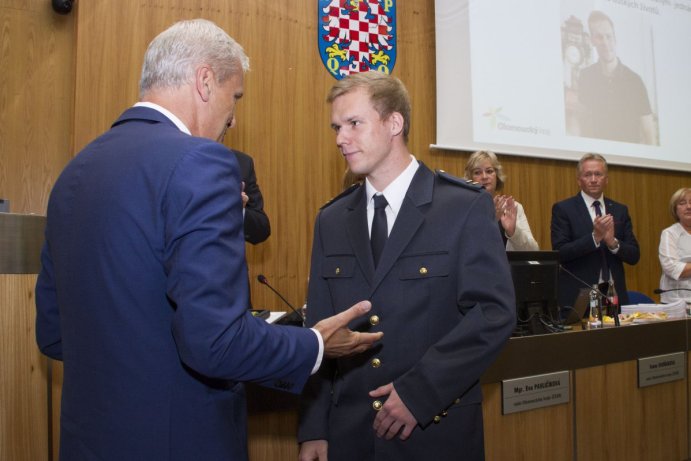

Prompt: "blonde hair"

[669,187,691,222]
[577,153,608,176]
[464,150,506,192]
[327,71,411,143]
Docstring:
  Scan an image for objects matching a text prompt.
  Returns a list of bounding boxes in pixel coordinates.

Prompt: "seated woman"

[658,187,691,304]
[464,150,539,251]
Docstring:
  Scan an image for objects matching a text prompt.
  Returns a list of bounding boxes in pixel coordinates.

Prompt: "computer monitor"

[506,251,560,335]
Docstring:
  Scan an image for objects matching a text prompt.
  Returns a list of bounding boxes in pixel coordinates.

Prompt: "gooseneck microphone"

[654,288,691,294]
[558,264,608,299]
[257,274,305,321]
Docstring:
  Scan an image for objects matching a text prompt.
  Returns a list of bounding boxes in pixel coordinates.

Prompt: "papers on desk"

[621,299,687,322]
[266,311,287,324]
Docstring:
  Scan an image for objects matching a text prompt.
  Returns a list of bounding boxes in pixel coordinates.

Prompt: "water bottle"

[607,280,620,326]
[588,284,602,328]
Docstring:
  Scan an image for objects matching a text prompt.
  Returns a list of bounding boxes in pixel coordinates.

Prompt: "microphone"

[559,264,608,299]
[654,288,691,294]
[257,274,305,323]
[559,264,616,325]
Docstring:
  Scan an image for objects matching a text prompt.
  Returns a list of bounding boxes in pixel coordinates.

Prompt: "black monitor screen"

[506,251,560,335]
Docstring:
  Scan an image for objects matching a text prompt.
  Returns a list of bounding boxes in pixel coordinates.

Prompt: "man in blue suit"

[551,153,640,312]
[35,19,382,461]
[297,72,516,461]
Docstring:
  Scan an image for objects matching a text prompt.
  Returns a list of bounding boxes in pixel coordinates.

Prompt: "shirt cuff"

[309,328,324,375]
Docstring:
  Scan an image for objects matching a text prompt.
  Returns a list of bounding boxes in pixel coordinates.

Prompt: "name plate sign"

[638,352,685,388]
[501,371,570,415]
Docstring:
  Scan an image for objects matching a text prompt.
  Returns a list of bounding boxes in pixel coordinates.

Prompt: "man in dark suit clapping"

[551,153,640,311]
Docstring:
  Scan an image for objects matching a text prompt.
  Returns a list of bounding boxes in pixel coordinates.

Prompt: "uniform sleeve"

[394,191,516,425]
[298,213,335,442]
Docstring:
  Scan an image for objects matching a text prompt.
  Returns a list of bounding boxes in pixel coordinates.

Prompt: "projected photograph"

[561,5,659,145]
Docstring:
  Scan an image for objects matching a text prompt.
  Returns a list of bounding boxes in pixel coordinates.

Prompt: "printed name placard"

[501,371,570,415]
[638,352,685,388]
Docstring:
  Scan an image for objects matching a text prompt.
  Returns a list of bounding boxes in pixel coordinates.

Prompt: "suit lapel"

[574,194,594,232]
[371,165,434,292]
[345,187,376,285]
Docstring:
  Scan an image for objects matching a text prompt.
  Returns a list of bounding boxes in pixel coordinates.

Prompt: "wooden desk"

[481,320,689,461]
[245,320,690,461]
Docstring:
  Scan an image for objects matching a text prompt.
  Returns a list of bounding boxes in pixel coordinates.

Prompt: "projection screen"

[434,0,691,172]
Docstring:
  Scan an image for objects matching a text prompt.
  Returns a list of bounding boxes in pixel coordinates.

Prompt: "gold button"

[441,410,448,417]
[433,415,441,424]
[369,314,380,326]
[454,398,461,404]
[335,267,340,275]
[419,267,428,275]
[372,400,383,411]
[371,358,381,368]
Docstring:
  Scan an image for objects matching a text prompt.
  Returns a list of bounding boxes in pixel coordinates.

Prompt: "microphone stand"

[559,264,612,326]
[257,275,305,326]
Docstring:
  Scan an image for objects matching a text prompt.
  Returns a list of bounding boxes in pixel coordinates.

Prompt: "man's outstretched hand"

[313,301,383,358]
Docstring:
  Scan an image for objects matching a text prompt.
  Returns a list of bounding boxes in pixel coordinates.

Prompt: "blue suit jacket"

[35,107,318,460]
[298,164,515,461]
[551,193,640,310]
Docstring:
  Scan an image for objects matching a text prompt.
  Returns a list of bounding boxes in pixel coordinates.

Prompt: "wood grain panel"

[482,382,573,461]
[70,0,690,313]
[0,1,75,215]
[0,276,49,461]
[575,361,687,461]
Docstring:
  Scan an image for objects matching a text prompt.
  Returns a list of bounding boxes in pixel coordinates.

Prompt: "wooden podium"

[0,213,50,461]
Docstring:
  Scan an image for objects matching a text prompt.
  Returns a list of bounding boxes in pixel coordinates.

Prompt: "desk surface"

[482,317,690,383]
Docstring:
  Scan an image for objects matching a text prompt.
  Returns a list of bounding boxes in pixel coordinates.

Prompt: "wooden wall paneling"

[0,1,75,215]
[574,361,687,461]
[481,382,573,461]
[0,276,49,461]
[56,0,691,458]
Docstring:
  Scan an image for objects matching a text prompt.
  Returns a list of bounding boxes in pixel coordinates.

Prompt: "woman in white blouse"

[659,187,691,304]
[464,150,539,251]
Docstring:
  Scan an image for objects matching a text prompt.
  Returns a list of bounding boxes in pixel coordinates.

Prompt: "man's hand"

[298,440,328,461]
[312,301,383,358]
[370,383,418,440]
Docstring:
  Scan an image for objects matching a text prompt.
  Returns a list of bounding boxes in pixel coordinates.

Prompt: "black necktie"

[593,200,602,217]
[593,200,609,280]
[371,194,388,267]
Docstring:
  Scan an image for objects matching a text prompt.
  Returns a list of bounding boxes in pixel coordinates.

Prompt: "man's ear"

[195,66,213,102]
[388,112,404,138]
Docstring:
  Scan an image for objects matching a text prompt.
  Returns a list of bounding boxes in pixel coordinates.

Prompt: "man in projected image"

[577,10,656,145]
[551,153,640,312]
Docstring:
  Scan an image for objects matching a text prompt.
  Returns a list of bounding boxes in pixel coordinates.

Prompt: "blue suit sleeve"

[35,234,63,360]
[164,142,317,392]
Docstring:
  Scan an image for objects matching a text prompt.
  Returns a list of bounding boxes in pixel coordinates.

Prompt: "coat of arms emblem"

[318,0,397,79]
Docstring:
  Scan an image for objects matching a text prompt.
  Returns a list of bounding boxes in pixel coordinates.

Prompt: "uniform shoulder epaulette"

[320,182,361,210]
[435,169,483,192]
